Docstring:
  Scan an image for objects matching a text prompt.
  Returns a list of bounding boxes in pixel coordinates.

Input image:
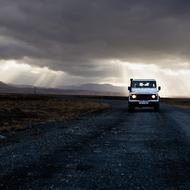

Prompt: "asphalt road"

[0,99,190,190]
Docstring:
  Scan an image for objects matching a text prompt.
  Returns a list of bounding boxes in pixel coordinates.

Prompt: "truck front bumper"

[128,100,159,107]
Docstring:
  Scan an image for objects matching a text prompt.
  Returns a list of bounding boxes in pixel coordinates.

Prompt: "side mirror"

[128,86,131,91]
[158,86,161,91]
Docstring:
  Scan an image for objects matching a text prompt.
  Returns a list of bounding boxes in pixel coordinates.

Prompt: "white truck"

[128,79,161,112]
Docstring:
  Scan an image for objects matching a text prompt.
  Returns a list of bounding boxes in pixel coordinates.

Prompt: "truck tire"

[154,104,160,112]
[128,104,134,112]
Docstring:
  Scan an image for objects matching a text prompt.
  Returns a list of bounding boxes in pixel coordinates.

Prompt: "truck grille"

[133,94,154,100]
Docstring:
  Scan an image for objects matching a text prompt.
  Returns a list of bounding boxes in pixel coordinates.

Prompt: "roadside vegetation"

[163,98,190,109]
[0,94,111,134]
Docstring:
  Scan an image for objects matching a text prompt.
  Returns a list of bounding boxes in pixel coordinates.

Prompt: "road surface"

[0,99,190,190]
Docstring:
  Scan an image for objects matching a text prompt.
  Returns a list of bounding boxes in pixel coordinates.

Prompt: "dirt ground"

[0,94,111,134]
[163,98,190,109]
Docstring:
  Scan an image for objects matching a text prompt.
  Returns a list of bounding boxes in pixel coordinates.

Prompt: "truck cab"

[128,79,161,112]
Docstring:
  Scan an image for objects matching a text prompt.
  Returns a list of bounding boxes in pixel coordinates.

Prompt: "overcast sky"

[0,0,190,96]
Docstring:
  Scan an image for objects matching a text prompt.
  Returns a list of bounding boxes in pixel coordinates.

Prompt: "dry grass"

[0,96,111,133]
[163,98,190,109]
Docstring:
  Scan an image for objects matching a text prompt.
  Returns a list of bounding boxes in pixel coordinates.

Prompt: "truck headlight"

[132,94,137,99]
[151,95,156,99]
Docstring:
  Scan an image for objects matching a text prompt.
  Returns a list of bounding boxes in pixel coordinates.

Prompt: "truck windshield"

[132,81,156,88]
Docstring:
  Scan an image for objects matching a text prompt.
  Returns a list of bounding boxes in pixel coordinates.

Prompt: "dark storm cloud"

[0,0,190,76]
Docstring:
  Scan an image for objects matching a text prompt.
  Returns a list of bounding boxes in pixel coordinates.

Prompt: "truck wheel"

[154,104,160,112]
[128,104,134,112]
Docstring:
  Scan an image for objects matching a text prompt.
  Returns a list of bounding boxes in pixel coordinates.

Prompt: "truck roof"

[132,79,156,81]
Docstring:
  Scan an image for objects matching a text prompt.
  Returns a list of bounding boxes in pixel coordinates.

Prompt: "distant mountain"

[0,81,35,94]
[0,81,11,89]
[10,84,35,88]
[0,81,127,96]
[61,83,127,93]
[0,81,18,93]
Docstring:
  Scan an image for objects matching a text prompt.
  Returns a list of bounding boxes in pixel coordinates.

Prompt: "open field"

[162,98,190,109]
[0,95,189,136]
[0,94,111,134]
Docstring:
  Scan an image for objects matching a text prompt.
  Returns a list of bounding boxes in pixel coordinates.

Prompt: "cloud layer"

[0,0,190,95]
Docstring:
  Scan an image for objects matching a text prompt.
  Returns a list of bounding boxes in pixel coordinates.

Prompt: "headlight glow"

[152,95,156,99]
[132,94,137,99]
